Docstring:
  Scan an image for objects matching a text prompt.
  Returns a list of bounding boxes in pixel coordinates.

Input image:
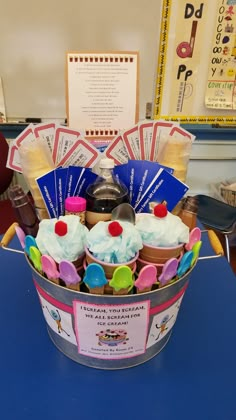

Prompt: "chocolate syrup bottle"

[8,184,39,237]
[85,158,129,229]
[178,196,198,231]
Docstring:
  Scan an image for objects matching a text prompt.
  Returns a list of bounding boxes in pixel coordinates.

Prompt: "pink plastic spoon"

[15,225,26,249]
[41,255,60,281]
[135,265,157,291]
[185,227,201,251]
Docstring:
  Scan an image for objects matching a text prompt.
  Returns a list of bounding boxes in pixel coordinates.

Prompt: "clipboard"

[153,0,236,125]
[66,51,139,138]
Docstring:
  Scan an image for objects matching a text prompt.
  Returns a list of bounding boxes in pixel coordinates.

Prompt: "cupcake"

[136,204,189,264]
[36,215,88,270]
[85,220,143,278]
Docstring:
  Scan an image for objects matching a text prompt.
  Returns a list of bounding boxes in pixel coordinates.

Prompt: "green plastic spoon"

[29,246,42,273]
[109,266,134,292]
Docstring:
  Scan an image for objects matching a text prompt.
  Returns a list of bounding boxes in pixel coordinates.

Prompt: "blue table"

[0,235,236,420]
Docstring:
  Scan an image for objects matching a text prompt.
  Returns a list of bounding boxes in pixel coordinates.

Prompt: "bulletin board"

[153,0,236,124]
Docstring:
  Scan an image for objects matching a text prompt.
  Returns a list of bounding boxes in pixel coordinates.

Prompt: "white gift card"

[57,138,100,168]
[34,122,56,155]
[104,134,129,165]
[52,126,81,165]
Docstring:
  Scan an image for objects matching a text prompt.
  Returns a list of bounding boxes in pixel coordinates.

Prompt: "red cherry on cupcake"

[55,220,68,236]
[153,203,168,218]
[108,221,123,236]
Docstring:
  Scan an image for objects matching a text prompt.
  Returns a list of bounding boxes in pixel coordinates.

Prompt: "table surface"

[1,233,236,420]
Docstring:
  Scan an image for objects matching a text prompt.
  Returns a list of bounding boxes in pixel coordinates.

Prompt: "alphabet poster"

[153,0,236,124]
[205,0,236,110]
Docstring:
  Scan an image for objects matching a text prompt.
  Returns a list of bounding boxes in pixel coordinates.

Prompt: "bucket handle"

[0,223,24,254]
[0,223,224,258]
[198,229,224,260]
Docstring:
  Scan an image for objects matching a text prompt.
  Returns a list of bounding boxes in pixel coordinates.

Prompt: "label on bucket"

[73,301,150,359]
[146,295,184,348]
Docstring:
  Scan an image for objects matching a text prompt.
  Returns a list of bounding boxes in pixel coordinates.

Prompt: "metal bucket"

[1,223,223,370]
[29,257,193,370]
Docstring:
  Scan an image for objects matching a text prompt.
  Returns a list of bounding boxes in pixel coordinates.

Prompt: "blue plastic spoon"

[177,251,194,277]
[84,263,108,289]
[25,235,38,256]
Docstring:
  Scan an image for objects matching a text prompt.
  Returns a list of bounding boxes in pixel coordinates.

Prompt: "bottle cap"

[99,158,114,169]
[65,197,86,212]
[182,196,198,213]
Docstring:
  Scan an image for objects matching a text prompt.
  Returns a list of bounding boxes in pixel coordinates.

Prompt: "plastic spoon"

[59,260,81,286]
[177,251,194,277]
[158,258,179,287]
[25,235,38,256]
[41,255,60,283]
[109,266,134,293]
[185,227,201,251]
[84,263,108,289]
[111,203,136,224]
[135,265,157,292]
[15,225,26,249]
[29,246,42,273]
[191,241,202,266]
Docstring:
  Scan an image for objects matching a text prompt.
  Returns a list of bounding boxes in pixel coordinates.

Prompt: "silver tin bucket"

[29,258,194,370]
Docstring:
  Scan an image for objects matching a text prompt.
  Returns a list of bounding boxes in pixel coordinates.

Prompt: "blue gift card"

[55,167,68,217]
[65,166,84,198]
[130,160,174,207]
[74,168,98,197]
[36,169,58,218]
[134,168,189,213]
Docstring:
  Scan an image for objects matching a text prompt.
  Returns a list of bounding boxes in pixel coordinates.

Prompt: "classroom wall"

[0,0,161,121]
[1,0,236,195]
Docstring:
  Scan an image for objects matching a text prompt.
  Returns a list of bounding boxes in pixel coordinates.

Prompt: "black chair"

[195,194,236,263]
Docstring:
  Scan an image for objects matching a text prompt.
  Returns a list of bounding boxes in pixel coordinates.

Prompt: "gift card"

[57,138,100,168]
[15,124,35,148]
[135,168,189,213]
[52,126,81,165]
[6,142,22,172]
[138,120,154,160]
[34,122,56,155]
[104,134,129,165]
[55,167,68,217]
[169,125,195,142]
[64,166,84,198]
[150,121,177,161]
[73,168,98,198]
[36,169,58,218]
[122,125,140,160]
[131,160,174,207]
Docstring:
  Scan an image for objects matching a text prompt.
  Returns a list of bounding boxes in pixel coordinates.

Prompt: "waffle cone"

[113,287,130,295]
[89,286,105,295]
[67,282,81,291]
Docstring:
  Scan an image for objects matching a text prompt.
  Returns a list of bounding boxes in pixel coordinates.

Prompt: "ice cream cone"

[104,281,113,295]
[67,282,81,291]
[49,278,60,285]
[136,286,152,294]
[85,247,138,278]
[139,243,183,264]
[89,286,105,295]
[113,287,130,295]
